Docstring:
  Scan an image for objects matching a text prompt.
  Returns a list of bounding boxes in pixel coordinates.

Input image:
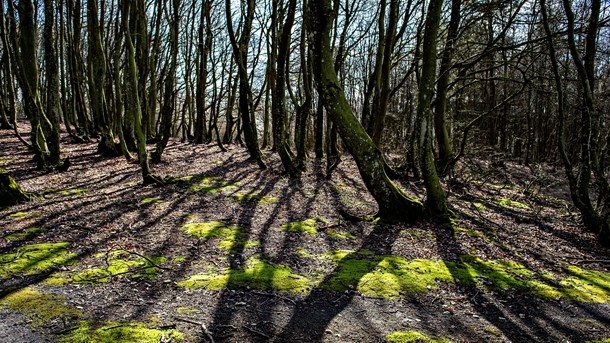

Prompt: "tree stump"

[0,168,32,206]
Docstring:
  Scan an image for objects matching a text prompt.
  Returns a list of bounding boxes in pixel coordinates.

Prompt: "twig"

[251,290,296,305]
[116,249,170,270]
[172,316,214,343]
[245,325,270,338]
[574,259,610,265]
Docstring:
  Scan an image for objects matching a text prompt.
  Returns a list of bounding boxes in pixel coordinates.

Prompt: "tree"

[306,0,424,221]
[542,0,609,245]
[225,0,266,169]
[153,0,181,162]
[88,0,118,155]
[44,0,63,166]
[17,0,53,169]
[416,0,448,216]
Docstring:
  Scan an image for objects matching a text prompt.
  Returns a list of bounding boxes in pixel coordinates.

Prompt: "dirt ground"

[1,126,609,343]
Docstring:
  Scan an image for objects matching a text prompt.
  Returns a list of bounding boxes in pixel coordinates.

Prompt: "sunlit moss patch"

[176,307,200,314]
[165,175,239,193]
[323,253,610,302]
[0,287,82,327]
[173,257,187,264]
[229,193,279,204]
[182,221,258,252]
[453,227,485,239]
[3,227,48,240]
[46,251,166,285]
[326,229,356,239]
[282,218,327,235]
[179,257,312,293]
[141,197,164,204]
[58,320,184,343]
[0,242,76,279]
[387,330,452,343]
[9,211,40,218]
[586,339,610,343]
[61,188,88,196]
[498,198,529,210]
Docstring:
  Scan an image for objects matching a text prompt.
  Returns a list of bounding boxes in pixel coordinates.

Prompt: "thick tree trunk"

[307,0,424,221]
[88,0,118,156]
[44,0,63,165]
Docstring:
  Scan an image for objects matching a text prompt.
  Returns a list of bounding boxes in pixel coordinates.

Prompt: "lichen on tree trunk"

[0,168,32,206]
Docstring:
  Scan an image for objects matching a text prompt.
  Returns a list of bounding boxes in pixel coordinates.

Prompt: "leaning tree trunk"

[0,168,32,206]
[306,0,425,221]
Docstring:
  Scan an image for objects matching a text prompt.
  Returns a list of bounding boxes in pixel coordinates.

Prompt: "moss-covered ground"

[1,132,609,342]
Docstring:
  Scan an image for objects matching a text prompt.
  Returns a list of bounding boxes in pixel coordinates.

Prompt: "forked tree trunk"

[306,0,424,221]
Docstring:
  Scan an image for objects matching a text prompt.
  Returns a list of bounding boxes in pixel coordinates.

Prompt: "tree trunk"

[44,0,63,165]
[306,0,424,221]
[0,168,32,207]
[417,0,448,216]
[88,0,118,155]
[225,0,266,169]
[152,0,180,162]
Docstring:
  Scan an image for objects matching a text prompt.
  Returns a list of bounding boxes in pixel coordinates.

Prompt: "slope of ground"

[1,127,609,343]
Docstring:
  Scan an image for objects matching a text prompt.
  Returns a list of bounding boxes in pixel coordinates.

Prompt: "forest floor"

[0,126,609,343]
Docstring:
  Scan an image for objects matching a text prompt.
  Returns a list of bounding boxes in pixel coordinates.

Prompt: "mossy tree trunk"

[416,0,448,217]
[432,0,461,175]
[306,0,425,221]
[43,0,63,166]
[0,168,32,206]
[543,0,609,245]
[271,0,300,178]
[17,0,50,169]
[225,0,266,169]
[152,0,180,163]
[121,0,154,183]
[88,0,118,156]
[194,0,212,145]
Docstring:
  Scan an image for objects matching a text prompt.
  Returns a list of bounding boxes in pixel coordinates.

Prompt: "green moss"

[229,193,279,204]
[322,253,610,302]
[61,188,88,196]
[165,175,239,193]
[473,200,487,211]
[498,198,529,210]
[9,211,39,218]
[387,330,452,343]
[176,307,200,314]
[141,197,164,204]
[454,227,485,239]
[483,326,502,337]
[282,218,327,235]
[179,257,312,294]
[326,229,356,239]
[3,227,48,240]
[182,221,258,252]
[0,242,76,279]
[586,339,610,343]
[47,252,166,285]
[0,287,82,327]
[58,320,183,343]
[189,177,238,193]
[173,257,187,264]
